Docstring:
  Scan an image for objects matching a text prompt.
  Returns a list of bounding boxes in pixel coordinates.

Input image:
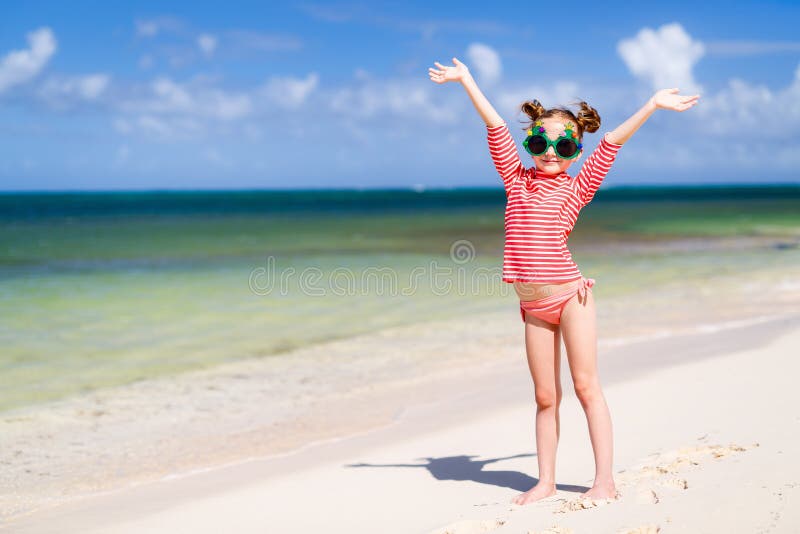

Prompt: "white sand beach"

[4,301,800,533]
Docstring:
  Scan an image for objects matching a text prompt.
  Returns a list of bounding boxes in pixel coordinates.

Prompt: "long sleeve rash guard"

[487,122,623,284]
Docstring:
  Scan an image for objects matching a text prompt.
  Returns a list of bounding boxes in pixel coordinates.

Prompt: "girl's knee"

[535,389,559,409]
[573,378,601,403]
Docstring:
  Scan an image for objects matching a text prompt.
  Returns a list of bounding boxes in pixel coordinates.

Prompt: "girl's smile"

[530,117,583,175]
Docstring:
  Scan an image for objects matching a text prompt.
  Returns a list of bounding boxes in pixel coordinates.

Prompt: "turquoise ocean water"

[1,185,799,412]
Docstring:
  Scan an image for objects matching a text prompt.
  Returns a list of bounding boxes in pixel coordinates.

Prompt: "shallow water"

[1,186,798,412]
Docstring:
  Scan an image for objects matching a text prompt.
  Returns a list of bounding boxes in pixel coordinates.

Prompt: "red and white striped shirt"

[487,122,623,284]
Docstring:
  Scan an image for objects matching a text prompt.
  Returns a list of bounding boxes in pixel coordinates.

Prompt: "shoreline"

[5,310,800,532]
[140,309,800,483]
[2,232,797,415]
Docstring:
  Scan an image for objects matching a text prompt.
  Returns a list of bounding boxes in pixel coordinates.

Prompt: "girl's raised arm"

[429,58,525,194]
[574,88,700,205]
[429,57,504,127]
[606,88,700,145]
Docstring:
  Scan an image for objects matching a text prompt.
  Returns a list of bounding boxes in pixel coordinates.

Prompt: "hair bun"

[574,101,601,134]
[520,99,546,124]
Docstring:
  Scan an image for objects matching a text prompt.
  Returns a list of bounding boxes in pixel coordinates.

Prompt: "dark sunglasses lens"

[556,139,578,158]
[528,135,547,155]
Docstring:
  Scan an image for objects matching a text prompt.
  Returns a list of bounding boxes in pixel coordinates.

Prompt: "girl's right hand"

[649,88,700,112]
[428,57,469,84]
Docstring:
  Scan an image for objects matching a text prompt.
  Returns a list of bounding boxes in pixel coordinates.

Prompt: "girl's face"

[530,116,583,175]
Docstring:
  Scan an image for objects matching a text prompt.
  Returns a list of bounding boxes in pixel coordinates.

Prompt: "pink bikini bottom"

[519,277,595,324]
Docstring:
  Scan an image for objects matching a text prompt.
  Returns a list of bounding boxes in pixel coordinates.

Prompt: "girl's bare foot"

[510,482,557,505]
[581,481,619,500]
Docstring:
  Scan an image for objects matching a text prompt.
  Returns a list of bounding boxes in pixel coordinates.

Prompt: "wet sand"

[4,313,799,533]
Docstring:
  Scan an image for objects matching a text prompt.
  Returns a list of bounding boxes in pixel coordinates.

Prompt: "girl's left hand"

[650,88,700,112]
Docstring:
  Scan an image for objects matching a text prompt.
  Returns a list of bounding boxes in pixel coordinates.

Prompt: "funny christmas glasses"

[523,120,583,160]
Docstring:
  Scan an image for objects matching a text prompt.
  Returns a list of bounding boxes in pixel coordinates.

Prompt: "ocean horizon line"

[1,181,799,196]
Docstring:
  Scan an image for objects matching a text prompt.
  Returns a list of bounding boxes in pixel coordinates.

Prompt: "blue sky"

[1,0,799,191]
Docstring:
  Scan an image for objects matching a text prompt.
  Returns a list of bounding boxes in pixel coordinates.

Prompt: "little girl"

[429,57,699,505]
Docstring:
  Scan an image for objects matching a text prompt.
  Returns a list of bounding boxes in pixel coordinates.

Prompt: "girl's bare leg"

[560,289,618,499]
[511,310,562,505]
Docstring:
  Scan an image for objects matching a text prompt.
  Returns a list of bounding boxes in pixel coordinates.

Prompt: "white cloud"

[138,115,173,136]
[197,34,218,56]
[328,76,459,123]
[113,76,260,139]
[38,73,110,107]
[259,73,319,108]
[696,62,800,134]
[617,23,704,94]
[151,77,193,111]
[136,20,159,37]
[122,77,253,120]
[0,27,57,94]
[71,74,109,99]
[110,72,325,139]
[211,92,252,119]
[466,42,501,85]
[133,115,203,139]
[134,17,183,38]
[615,24,800,172]
[608,59,800,174]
